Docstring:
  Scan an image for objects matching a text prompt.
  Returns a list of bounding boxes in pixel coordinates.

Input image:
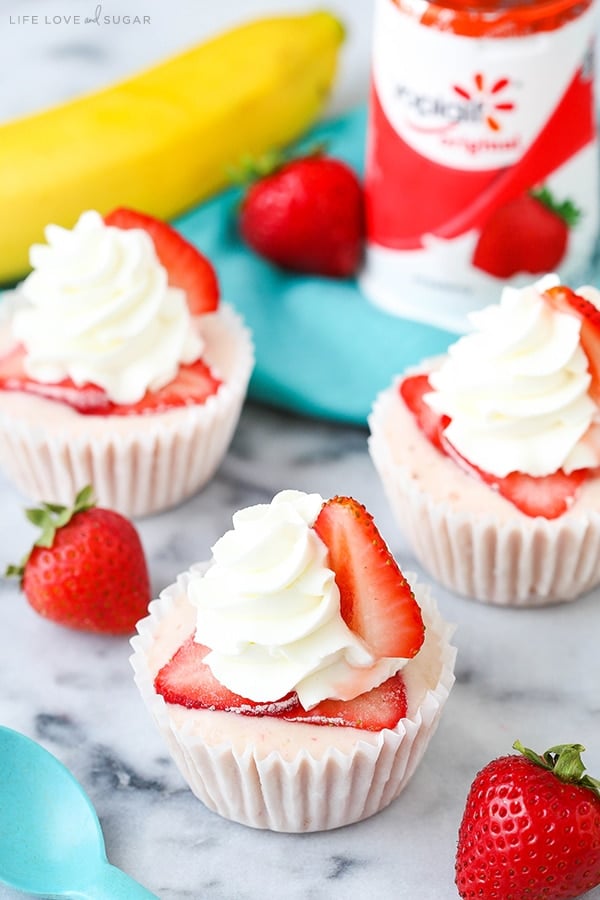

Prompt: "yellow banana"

[1,11,344,284]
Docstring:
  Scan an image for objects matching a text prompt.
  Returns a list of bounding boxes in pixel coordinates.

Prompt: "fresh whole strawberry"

[473,186,580,279]
[456,740,600,900]
[7,486,151,634]
[104,207,220,315]
[238,151,364,278]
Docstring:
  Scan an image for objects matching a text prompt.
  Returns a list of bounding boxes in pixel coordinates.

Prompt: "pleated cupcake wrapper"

[369,385,600,607]
[0,305,254,517]
[130,566,456,833]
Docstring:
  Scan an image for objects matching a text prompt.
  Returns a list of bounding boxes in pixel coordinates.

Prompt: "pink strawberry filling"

[0,344,221,416]
[399,373,593,519]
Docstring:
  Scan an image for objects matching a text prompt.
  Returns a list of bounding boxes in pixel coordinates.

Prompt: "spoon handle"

[84,862,159,899]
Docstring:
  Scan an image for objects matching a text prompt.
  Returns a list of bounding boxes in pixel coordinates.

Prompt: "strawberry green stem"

[514,740,600,796]
[5,485,96,580]
[228,141,329,187]
[530,185,581,228]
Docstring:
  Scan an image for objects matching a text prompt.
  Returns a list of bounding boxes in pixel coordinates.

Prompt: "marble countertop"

[1,400,599,900]
[1,2,600,898]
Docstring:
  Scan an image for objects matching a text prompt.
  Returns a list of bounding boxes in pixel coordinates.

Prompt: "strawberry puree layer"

[136,565,455,763]
[368,365,600,605]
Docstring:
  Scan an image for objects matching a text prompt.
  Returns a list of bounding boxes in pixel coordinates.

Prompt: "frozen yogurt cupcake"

[369,275,600,606]
[130,490,456,832]
[0,209,254,516]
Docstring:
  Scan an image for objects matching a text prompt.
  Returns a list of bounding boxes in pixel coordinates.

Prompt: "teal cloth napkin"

[175,106,457,425]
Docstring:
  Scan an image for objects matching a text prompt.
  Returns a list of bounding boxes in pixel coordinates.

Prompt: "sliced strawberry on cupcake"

[155,634,408,731]
[0,209,254,515]
[399,371,590,520]
[543,283,600,403]
[0,208,223,416]
[153,491,425,732]
[154,636,300,715]
[399,374,450,453]
[104,207,219,315]
[285,673,408,730]
[439,419,589,520]
[133,489,454,832]
[313,495,425,659]
[0,345,221,416]
[369,276,600,606]
[0,345,113,414]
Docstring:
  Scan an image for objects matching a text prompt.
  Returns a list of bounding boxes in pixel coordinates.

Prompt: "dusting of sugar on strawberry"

[154,635,300,715]
[154,634,408,731]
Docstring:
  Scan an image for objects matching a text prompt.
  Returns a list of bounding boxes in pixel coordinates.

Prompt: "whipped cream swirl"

[12,210,203,404]
[189,490,408,709]
[426,275,598,477]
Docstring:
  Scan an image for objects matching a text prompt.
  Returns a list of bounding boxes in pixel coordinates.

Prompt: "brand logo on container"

[396,73,516,135]
[453,74,515,131]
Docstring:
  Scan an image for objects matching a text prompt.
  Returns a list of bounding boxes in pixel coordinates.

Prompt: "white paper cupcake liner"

[0,305,254,516]
[130,564,456,833]
[368,380,600,607]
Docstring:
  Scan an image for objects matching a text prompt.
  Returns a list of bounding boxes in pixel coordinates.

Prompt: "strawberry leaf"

[229,142,329,187]
[25,508,51,529]
[73,484,95,513]
[6,485,98,578]
[530,185,581,228]
[514,740,600,797]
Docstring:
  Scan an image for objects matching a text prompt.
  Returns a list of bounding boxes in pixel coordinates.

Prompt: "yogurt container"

[361,0,600,333]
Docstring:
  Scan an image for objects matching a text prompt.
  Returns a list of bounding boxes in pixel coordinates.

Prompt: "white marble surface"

[0,402,600,900]
[1,2,600,899]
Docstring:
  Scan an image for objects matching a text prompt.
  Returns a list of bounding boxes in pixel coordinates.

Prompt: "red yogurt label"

[361,0,600,331]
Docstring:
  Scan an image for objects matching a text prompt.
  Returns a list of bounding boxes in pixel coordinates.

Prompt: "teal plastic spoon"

[0,726,158,899]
